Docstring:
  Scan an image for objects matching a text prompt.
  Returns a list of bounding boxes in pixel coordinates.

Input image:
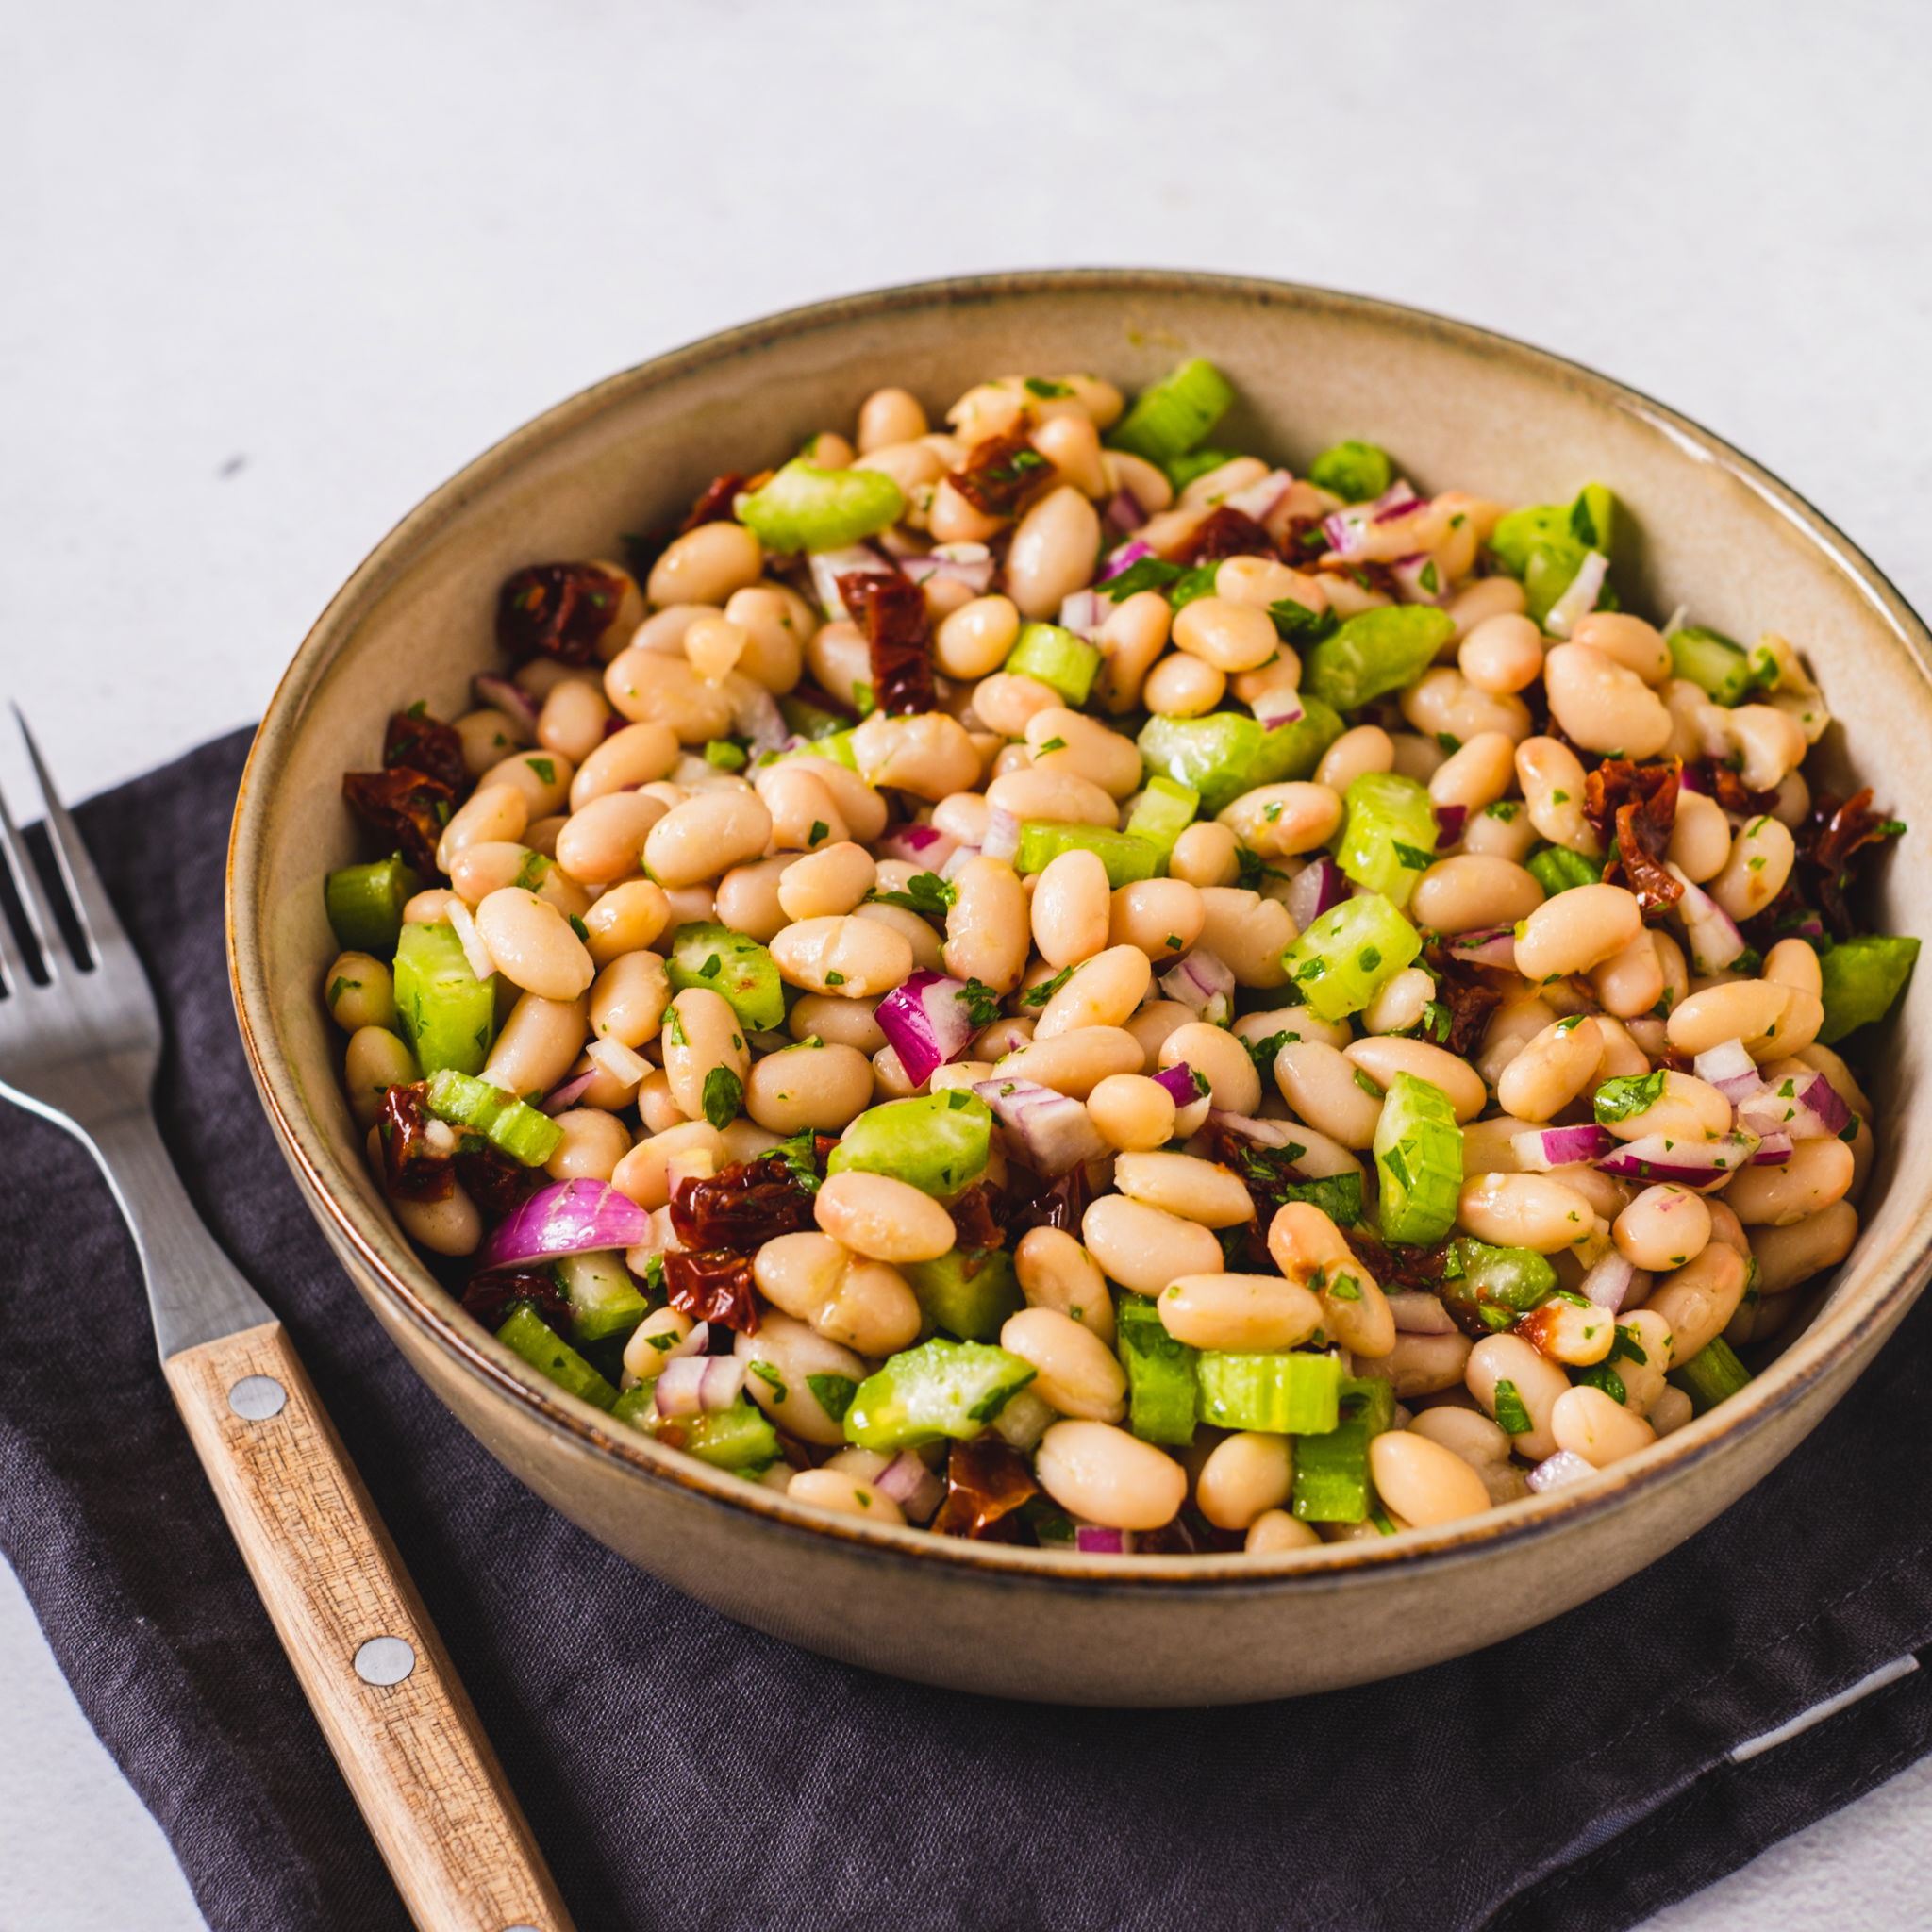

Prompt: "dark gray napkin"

[3,728,1930,1932]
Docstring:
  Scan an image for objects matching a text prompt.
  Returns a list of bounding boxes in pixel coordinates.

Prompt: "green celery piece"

[1006,622,1102,705]
[1668,1335,1753,1415]
[1818,934,1920,1044]
[1124,774,1200,860]
[1195,1349,1342,1434]
[901,1246,1023,1342]
[1335,772,1439,908]
[555,1251,650,1346]
[495,1302,619,1410]
[1667,625,1756,707]
[1488,487,1616,625]
[1015,823,1159,888]
[665,921,786,1031]
[421,1067,563,1167]
[1279,893,1423,1023]
[1440,1239,1557,1332]
[608,1385,655,1427]
[776,691,856,741]
[736,458,904,553]
[392,921,496,1076]
[1307,441,1392,505]
[1526,845,1604,897]
[843,1338,1037,1451]
[1302,607,1455,714]
[325,855,420,957]
[1137,702,1345,818]
[1374,1072,1464,1244]
[1116,1295,1198,1446]
[626,1397,783,1470]
[1108,358,1235,465]
[1164,446,1242,491]
[1291,1376,1396,1522]
[826,1091,992,1198]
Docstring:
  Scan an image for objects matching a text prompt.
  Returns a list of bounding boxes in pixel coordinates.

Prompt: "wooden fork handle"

[164,1320,574,1932]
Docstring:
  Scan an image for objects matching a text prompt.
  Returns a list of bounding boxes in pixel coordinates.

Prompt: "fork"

[0,711,573,1932]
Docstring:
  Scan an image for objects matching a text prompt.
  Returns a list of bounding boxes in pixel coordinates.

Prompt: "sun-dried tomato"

[1685,760,1780,818]
[463,1268,570,1334]
[1281,515,1330,560]
[495,561,628,666]
[948,1183,1006,1252]
[1420,941,1505,1058]
[1585,757,1683,918]
[839,570,935,717]
[382,708,468,793]
[1180,505,1277,564]
[1003,1159,1096,1241]
[376,1082,455,1202]
[1790,787,1905,939]
[679,472,751,535]
[930,1436,1039,1541]
[457,1145,541,1219]
[1321,558,1402,602]
[663,1248,759,1335]
[948,432,1051,518]
[670,1153,818,1253]
[341,766,455,874]
[1344,1228,1449,1294]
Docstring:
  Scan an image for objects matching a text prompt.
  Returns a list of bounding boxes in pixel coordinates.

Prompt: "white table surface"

[7,0,1931,1924]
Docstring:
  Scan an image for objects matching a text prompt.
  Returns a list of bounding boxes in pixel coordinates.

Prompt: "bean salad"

[321,358,1918,1553]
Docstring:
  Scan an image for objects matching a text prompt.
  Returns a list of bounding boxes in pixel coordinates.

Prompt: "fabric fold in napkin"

[3,727,1931,1932]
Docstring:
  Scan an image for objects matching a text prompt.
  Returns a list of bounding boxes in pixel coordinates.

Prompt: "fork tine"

[12,707,125,961]
[0,765,61,980]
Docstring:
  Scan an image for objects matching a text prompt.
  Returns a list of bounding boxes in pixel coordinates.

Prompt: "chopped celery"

[1116,1295,1198,1446]
[1015,822,1159,888]
[495,1302,619,1410]
[1307,441,1393,505]
[1291,1376,1396,1522]
[1527,845,1604,897]
[843,1338,1037,1451]
[1302,607,1456,714]
[422,1068,563,1167]
[703,739,747,771]
[1818,934,1919,1044]
[1137,702,1346,817]
[1667,625,1755,706]
[325,854,421,957]
[902,1245,1022,1342]
[1668,1335,1753,1415]
[826,1091,992,1198]
[1108,358,1235,466]
[665,921,786,1031]
[1335,773,1440,908]
[1374,1073,1463,1244]
[1124,774,1200,860]
[1005,623,1102,706]
[1164,446,1241,491]
[776,691,855,741]
[625,1397,782,1470]
[393,921,496,1077]
[556,1251,651,1346]
[1279,893,1424,1023]
[735,458,903,554]
[1488,487,1616,625]
[1440,1239,1557,1332]
[1195,1349,1342,1434]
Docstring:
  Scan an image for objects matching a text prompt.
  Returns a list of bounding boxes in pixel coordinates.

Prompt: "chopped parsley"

[955,979,1004,1027]
[1576,1362,1627,1407]
[701,1066,744,1130]
[806,1373,858,1423]
[526,757,557,786]
[1022,964,1076,1008]
[567,913,591,943]
[825,971,846,986]
[808,820,830,847]
[1024,376,1074,398]
[1419,999,1452,1044]
[1593,1069,1666,1124]
[1491,1378,1534,1436]
[1391,841,1437,873]
[868,872,957,918]
[747,1360,788,1401]
[1267,597,1338,645]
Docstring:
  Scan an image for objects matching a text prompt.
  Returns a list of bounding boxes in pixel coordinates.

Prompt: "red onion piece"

[652,1355,745,1419]
[472,672,541,741]
[1744,1070,1853,1142]
[1160,950,1234,1024]
[1206,1109,1304,1150]
[1692,1038,1760,1106]
[808,546,896,620]
[1097,538,1154,584]
[1074,1524,1135,1556]
[1433,803,1468,847]
[1224,468,1294,524]
[1286,856,1347,931]
[875,822,958,869]
[1251,685,1307,731]
[1544,551,1609,639]
[1512,1124,1614,1171]
[666,1321,711,1361]
[982,806,1021,864]
[1322,483,1420,558]
[1388,1291,1457,1335]
[1526,1450,1598,1494]
[730,681,791,755]
[939,841,982,881]
[1796,1072,1853,1139]
[1391,552,1447,607]
[875,970,980,1087]
[1104,489,1147,536]
[898,542,994,594]
[973,1076,1106,1176]
[1448,926,1519,971]
[1058,589,1108,641]
[478,1179,653,1272]
[1578,1253,1639,1313]
[538,1070,597,1116]
[874,1451,945,1523]
[1595,1130,1761,1191]
[1666,864,1745,973]
[1747,1131,1794,1165]
[1153,1062,1206,1110]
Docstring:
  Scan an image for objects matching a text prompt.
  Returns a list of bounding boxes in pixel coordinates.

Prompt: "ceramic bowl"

[228,271,1932,1706]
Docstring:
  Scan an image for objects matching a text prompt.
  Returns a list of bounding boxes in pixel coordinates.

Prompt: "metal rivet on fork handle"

[354,1636,417,1687]
[227,1374,287,1420]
